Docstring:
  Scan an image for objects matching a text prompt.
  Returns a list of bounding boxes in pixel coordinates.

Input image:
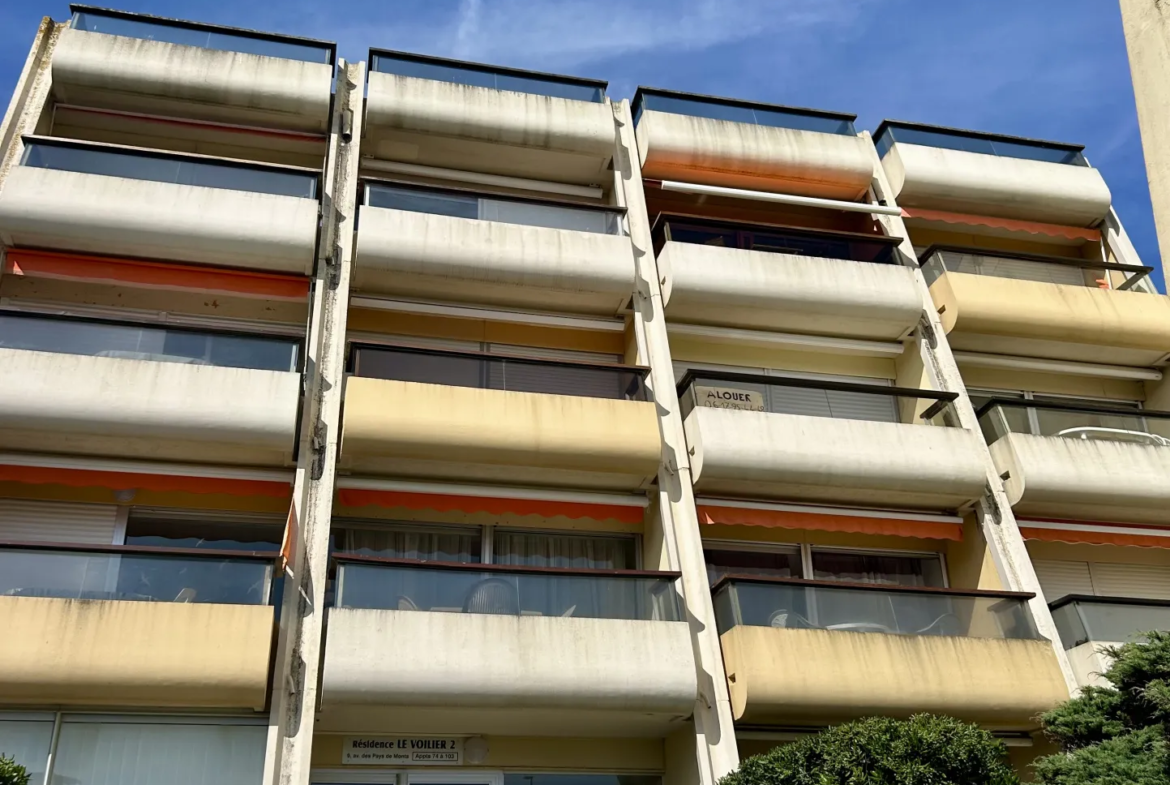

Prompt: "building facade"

[2,6,1169,785]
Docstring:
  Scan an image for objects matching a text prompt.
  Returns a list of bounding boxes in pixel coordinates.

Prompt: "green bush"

[0,755,30,785]
[1034,630,1170,784]
[718,714,1019,785]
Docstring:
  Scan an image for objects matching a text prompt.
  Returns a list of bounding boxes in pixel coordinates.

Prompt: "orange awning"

[696,504,963,541]
[0,464,292,498]
[4,249,309,300]
[337,489,645,524]
[1020,520,1170,549]
[900,207,1101,243]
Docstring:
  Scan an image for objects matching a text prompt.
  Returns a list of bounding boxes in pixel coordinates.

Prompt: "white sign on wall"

[343,737,464,766]
[695,385,766,412]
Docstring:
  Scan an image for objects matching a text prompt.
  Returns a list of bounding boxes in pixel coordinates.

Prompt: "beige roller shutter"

[1033,559,1094,602]
[1090,563,1170,600]
[0,499,119,544]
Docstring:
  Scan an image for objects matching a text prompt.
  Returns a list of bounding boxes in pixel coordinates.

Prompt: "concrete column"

[610,98,740,785]
[863,134,1079,694]
[263,59,365,785]
[0,17,59,187]
[1120,0,1170,286]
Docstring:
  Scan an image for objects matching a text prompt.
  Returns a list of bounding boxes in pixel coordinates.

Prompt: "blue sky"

[1,0,1163,291]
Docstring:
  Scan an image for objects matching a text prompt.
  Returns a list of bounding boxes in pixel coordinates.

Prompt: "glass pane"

[0,315,298,372]
[660,219,894,265]
[1031,401,1163,446]
[22,142,317,198]
[0,549,272,605]
[714,579,1041,640]
[505,774,661,785]
[351,347,647,402]
[885,125,1085,166]
[0,719,52,783]
[643,94,855,135]
[366,185,478,218]
[72,10,332,64]
[681,374,926,425]
[493,531,635,570]
[1051,602,1090,650]
[811,551,946,588]
[337,562,679,621]
[53,720,266,785]
[1073,600,1170,645]
[928,249,1094,287]
[972,401,1032,444]
[371,53,603,102]
[705,548,801,585]
[125,519,282,552]
[337,524,481,563]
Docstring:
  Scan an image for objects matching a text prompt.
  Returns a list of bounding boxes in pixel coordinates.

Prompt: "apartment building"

[0,6,1166,785]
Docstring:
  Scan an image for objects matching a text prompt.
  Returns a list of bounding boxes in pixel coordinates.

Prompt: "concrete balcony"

[714,577,1068,729]
[340,345,661,491]
[923,248,1170,366]
[354,183,635,314]
[680,372,988,512]
[656,216,920,340]
[1050,596,1170,688]
[0,139,319,275]
[364,51,614,185]
[981,399,1170,525]
[876,121,1111,226]
[319,558,696,736]
[0,543,275,709]
[633,89,874,199]
[0,348,300,466]
[51,10,334,132]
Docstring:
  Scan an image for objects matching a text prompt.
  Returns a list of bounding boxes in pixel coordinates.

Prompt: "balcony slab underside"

[0,349,300,466]
[991,433,1170,525]
[721,625,1068,729]
[684,407,988,511]
[0,167,317,275]
[660,241,922,339]
[340,378,662,491]
[354,207,635,315]
[51,28,333,132]
[364,72,615,185]
[929,272,1170,366]
[635,110,874,200]
[883,142,1112,226]
[0,596,273,709]
[318,608,697,737]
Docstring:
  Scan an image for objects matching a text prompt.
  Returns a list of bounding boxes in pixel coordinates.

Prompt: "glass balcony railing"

[0,543,276,605]
[0,313,300,372]
[334,556,681,621]
[364,182,624,235]
[920,245,1152,291]
[713,576,1042,640]
[677,370,959,427]
[975,399,1170,449]
[874,121,1087,166]
[369,49,606,103]
[350,344,650,402]
[652,214,899,263]
[633,88,857,135]
[1050,595,1170,649]
[21,138,319,199]
[70,7,335,64]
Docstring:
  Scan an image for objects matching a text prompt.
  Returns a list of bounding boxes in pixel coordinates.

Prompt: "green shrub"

[0,755,30,785]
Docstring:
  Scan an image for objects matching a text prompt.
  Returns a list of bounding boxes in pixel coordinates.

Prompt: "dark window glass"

[879,125,1087,166]
[22,142,317,199]
[72,11,332,64]
[705,548,801,585]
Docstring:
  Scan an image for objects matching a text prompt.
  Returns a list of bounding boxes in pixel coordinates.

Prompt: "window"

[705,545,802,585]
[971,389,1163,448]
[0,313,300,372]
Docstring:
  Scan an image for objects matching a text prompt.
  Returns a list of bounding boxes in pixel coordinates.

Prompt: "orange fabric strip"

[1020,526,1170,549]
[0,464,291,498]
[900,207,1101,242]
[337,489,645,524]
[5,249,309,300]
[697,505,963,541]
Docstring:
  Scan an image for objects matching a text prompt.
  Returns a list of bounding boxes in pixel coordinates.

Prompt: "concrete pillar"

[610,98,740,785]
[0,17,58,187]
[1120,0,1170,286]
[864,134,1080,695]
[263,59,365,785]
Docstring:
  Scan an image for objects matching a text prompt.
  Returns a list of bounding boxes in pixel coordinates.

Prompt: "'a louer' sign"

[343,737,463,765]
[696,385,765,412]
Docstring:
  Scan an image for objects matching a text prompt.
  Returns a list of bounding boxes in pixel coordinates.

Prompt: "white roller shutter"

[487,344,626,399]
[945,252,1088,287]
[1033,559,1094,602]
[1090,563,1170,601]
[0,499,119,544]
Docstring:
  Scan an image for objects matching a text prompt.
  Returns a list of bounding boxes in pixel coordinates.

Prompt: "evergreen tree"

[0,755,30,785]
